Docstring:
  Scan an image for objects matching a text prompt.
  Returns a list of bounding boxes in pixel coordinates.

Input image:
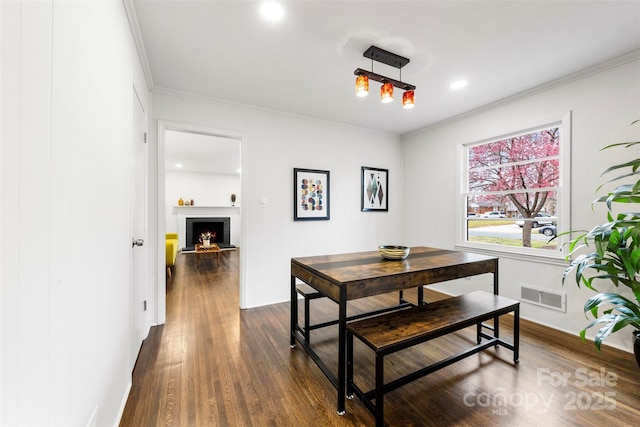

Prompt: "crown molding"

[151,85,400,139]
[404,49,640,138]
[122,0,154,89]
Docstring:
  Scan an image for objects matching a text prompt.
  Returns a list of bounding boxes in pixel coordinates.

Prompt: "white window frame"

[455,112,571,265]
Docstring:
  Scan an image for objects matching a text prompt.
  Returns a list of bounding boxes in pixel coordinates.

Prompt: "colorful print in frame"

[294,168,330,221]
[361,166,388,211]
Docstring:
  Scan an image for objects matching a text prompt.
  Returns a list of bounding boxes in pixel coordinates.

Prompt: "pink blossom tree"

[468,128,559,247]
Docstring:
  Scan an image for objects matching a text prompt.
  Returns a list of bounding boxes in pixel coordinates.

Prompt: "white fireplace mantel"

[173,205,240,212]
[174,206,240,249]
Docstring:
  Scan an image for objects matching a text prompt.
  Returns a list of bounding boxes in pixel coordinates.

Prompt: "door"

[130,88,149,369]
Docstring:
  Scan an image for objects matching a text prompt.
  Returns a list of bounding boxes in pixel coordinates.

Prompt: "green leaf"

[600,160,640,177]
[600,139,640,150]
[580,293,640,350]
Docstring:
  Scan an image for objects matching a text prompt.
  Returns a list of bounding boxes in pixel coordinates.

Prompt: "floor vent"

[520,285,566,312]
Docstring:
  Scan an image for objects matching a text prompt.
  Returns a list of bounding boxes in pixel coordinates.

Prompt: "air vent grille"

[520,285,566,312]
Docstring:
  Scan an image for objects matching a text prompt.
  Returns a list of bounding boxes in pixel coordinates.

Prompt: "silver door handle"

[132,238,144,247]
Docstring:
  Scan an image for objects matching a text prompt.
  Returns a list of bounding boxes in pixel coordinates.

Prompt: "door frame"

[155,120,246,323]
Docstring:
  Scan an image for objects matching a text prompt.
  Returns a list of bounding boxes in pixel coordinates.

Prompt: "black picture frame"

[361,166,388,211]
[293,168,330,221]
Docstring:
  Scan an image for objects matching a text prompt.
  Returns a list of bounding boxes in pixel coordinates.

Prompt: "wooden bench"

[295,284,419,344]
[346,290,519,427]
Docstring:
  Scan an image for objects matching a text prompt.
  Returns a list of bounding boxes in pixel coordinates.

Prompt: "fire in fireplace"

[185,217,232,250]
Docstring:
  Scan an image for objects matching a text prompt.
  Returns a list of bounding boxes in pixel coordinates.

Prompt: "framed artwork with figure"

[361,166,388,211]
[294,168,330,221]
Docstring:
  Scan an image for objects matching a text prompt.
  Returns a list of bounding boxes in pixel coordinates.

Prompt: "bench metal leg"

[304,294,311,343]
[514,304,520,363]
[493,261,500,341]
[399,287,426,305]
[347,331,354,397]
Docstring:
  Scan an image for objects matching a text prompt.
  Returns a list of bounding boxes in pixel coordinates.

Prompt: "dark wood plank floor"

[120,249,640,426]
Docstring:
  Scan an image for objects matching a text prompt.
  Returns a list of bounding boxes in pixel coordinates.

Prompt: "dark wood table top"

[291,246,498,301]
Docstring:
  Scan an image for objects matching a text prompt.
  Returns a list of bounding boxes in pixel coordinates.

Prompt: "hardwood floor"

[120,249,640,426]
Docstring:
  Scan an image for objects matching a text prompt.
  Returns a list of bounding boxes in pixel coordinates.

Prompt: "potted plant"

[200,231,216,246]
[563,120,640,367]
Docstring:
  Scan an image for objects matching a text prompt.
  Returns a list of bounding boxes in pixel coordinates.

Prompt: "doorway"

[156,121,245,323]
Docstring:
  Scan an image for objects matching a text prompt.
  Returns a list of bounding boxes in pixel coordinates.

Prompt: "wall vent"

[520,284,566,312]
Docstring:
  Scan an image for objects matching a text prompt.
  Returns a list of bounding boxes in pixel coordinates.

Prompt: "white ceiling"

[132,0,640,136]
[165,130,241,174]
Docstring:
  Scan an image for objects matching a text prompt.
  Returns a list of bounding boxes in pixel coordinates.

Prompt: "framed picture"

[294,168,330,221]
[361,166,388,211]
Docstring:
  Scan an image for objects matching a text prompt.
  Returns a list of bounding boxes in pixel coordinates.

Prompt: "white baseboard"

[113,381,132,427]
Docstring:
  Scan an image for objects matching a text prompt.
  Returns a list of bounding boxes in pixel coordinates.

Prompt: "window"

[458,113,571,261]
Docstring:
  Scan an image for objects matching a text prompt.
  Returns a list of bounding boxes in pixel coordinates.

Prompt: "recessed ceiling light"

[260,2,284,21]
[176,163,183,168]
[450,80,468,90]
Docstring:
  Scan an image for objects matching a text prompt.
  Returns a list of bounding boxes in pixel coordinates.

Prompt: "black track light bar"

[363,46,410,69]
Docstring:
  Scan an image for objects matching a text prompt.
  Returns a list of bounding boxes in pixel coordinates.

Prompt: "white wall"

[1,1,148,425]
[165,170,240,233]
[166,170,240,210]
[402,56,640,352]
[151,92,403,308]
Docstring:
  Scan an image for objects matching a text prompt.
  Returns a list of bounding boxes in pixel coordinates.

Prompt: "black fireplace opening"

[185,217,234,250]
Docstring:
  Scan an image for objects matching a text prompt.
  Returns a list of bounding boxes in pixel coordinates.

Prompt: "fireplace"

[185,217,233,250]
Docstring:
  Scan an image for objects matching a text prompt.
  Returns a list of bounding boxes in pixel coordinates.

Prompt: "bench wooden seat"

[346,290,519,427]
[295,284,419,344]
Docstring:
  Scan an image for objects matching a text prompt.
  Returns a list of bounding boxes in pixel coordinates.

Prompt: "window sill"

[454,242,569,267]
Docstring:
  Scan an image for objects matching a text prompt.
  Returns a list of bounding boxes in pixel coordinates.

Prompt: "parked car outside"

[538,225,557,237]
[467,212,479,218]
[515,213,556,228]
[482,211,506,218]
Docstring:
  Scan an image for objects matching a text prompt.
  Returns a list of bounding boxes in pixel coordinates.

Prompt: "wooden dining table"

[290,246,499,414]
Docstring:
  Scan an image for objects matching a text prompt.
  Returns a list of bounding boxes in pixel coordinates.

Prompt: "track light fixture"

[354,46,416,108]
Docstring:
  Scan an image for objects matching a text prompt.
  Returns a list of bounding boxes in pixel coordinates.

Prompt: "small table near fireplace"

[195,243,221,268]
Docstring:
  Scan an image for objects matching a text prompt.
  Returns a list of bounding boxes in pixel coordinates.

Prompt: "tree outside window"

[465,126,560,250]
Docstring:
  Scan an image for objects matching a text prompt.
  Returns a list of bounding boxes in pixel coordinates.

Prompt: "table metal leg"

[290,275,297,348]
[375,353,385,427]
[337,292,347,415]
